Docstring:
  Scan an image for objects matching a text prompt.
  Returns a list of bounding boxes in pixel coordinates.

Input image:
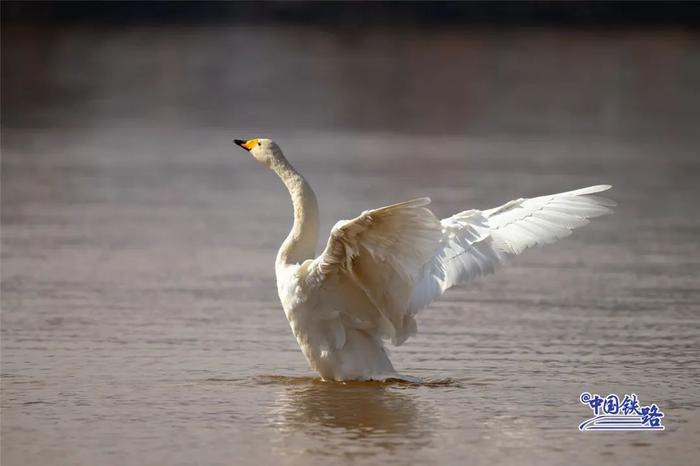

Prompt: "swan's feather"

[307,186,614,347]
[409,185,614,312]
[308,198,443,345]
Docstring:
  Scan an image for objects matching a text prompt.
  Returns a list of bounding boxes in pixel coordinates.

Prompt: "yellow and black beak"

[233,138,258,151]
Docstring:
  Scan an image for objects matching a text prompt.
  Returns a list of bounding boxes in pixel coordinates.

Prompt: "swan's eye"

[258,142,261,146]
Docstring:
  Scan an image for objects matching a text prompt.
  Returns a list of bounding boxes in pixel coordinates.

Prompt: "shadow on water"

[265,378,437,453]
[200,375,455,451]
[245,374,461,387]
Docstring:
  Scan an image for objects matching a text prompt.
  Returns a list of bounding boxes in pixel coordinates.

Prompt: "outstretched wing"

[408,185,615,313]
[306,185,614,346]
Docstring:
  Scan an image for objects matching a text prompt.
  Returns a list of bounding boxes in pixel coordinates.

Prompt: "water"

[2,25,700,466]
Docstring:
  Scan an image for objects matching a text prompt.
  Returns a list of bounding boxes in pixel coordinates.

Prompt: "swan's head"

[234,138,281,168]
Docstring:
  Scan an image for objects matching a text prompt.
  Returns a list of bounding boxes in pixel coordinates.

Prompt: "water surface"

[2,25,700,466]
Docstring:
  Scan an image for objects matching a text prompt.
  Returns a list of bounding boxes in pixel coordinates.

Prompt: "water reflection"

[268,380,434,451]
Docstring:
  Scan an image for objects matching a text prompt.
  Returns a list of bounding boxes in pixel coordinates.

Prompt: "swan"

[234,138,614,382]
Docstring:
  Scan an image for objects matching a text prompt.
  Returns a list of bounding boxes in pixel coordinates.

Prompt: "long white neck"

[270,154,320,267]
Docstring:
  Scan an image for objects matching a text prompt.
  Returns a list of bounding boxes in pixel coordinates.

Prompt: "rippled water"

[2,25,700,466]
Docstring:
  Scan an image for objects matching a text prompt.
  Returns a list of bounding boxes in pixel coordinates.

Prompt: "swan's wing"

[408,185,615,313]
[306,185,613,346]
[306,198,443,345]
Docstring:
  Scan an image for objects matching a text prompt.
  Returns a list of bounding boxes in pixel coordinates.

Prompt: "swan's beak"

[233,139,257,151]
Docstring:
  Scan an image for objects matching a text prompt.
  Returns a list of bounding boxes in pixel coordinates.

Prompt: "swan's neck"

[271,156,319,267]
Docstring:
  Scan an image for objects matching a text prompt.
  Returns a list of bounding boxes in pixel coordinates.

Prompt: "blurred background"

[2,2,700,466]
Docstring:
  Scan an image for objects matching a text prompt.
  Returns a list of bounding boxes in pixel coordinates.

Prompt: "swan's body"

[234,138,614,381]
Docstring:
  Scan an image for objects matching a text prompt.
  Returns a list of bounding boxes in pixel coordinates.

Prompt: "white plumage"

[235,138,614,381]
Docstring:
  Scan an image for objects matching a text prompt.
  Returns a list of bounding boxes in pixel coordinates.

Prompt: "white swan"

[234,138,614,382]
